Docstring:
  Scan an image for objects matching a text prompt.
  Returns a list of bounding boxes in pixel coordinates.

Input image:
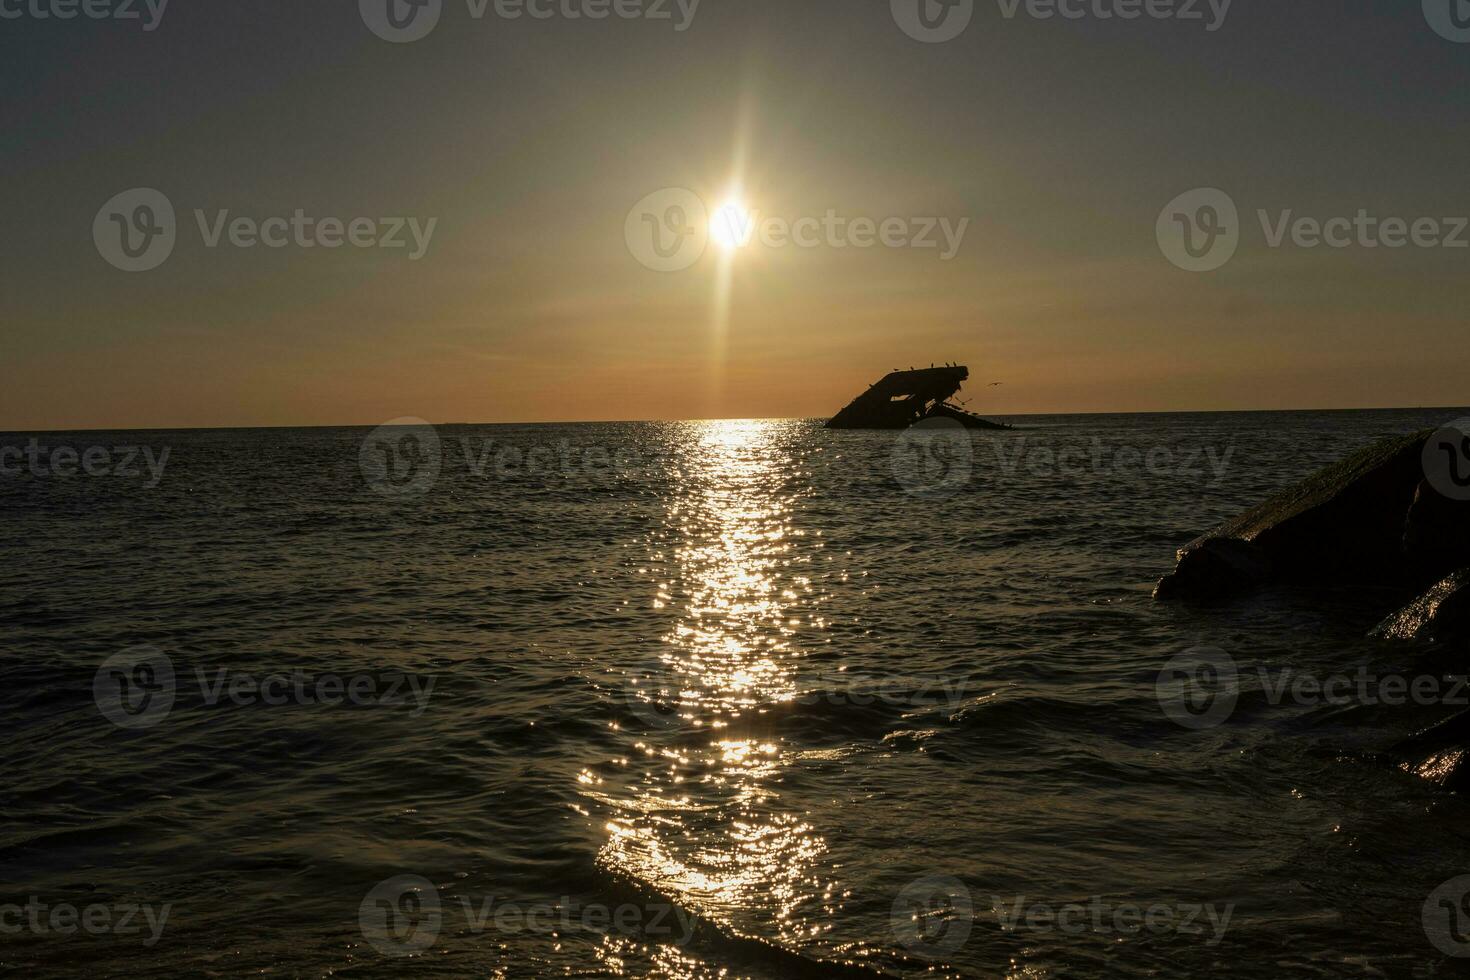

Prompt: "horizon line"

[3,404,1467,436]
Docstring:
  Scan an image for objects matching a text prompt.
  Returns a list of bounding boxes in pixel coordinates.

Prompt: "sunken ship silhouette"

[825,364,1012,430]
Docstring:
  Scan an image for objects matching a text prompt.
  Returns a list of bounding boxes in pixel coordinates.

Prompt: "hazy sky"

[2,0,1467,429]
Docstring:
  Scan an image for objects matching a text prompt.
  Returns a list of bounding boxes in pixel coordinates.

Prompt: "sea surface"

[4,409,1470,978]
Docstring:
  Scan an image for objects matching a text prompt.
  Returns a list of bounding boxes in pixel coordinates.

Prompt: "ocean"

[4,409,1469,978]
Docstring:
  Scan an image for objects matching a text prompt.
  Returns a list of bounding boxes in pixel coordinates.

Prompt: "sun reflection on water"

[594,419,836,954]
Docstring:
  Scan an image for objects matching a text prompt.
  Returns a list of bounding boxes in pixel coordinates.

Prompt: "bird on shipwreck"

[824,364,1013,430]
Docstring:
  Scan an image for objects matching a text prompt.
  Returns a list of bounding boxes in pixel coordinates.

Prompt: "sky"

[1,0,1467,429]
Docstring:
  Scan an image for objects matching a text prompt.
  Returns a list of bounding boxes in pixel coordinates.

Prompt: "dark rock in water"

[1155,426,1470,794]
[1391,708,1470,791]
[1371,568,1470,644]
[1403,480,1470,581]
[1155,430,1433,599]
[1152,537,1271,600]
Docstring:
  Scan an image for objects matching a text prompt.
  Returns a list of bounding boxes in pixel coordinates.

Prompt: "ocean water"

[4,409,1470,978]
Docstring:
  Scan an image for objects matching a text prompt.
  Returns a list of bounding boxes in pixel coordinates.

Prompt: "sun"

[710,200,752,250]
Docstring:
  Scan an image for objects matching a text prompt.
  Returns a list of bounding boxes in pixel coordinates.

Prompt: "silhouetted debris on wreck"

[825,365,1012,430]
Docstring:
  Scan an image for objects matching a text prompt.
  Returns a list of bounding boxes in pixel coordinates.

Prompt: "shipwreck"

[825,364,1013,430]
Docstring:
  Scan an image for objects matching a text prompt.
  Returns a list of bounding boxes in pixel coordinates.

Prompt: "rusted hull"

[825,366,1011,430]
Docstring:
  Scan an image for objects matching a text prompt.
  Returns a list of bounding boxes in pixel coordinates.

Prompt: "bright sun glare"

[710,201,752,250]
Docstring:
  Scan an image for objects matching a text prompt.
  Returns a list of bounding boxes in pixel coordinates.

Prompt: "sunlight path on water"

[594,419,842,956]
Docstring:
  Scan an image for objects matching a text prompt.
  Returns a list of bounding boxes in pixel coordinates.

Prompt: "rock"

[1391,708,1470,792]
[1403,480,1470,582]
[1153,537,1271,599]
[1381,571,1470,791]
[1155,430,1432,600]
[1370,568,1470,644]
